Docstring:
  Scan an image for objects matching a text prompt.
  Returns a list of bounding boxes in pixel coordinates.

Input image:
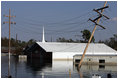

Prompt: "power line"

[14,22,94,36]
[18,11,92,26]
[17,15,93,32]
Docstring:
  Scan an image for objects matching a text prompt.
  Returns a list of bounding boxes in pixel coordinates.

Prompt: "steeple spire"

[42,26,45,43]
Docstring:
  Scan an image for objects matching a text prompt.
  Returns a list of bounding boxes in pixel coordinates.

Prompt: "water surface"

[1,56,117,78]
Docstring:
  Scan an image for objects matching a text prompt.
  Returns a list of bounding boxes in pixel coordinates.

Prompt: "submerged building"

[24,27,117,65]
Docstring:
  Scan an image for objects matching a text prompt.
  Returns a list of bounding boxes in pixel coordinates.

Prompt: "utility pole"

[16,34,17,42]
[78,1,109,69]
[3,8,16,78]
[51,36,53,42]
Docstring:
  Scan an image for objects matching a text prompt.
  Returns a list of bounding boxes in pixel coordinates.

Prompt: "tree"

[56,37,74,43]
[1,37,37,55]
[81,29,95,43]
[56,37,66,42]
[1,37,9,46]
[27,39,36,46]
[98,34,117,50]
[108,34,117,50]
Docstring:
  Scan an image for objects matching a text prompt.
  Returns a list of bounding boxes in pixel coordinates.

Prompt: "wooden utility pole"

[69,69,71,78]
[16,34,17,42]
[78,1,108,69]
[3,8,16,78]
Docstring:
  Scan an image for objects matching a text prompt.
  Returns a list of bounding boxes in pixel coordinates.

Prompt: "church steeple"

[42,26,45,43]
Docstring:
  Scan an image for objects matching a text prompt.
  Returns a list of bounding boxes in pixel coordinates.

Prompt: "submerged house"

[24,27,117,65]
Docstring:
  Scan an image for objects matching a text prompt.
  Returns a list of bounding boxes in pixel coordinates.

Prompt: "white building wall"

[53,52,80,60]
[53,52,117,60]
[73,55,117,65]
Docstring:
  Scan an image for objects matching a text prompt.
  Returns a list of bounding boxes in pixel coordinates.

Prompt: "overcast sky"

[1,1,117,42]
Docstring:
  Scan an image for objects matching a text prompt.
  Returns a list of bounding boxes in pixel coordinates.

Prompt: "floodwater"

[1,55,117,78]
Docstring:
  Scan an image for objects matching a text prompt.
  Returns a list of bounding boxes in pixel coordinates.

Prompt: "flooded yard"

[1,55,117,78]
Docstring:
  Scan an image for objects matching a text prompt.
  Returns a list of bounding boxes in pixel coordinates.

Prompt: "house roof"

[36,42,117,55]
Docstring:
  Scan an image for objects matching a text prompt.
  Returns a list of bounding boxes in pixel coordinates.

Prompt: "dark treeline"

[1,37,36,47]
[98,34,117,51]
[1,37,36,55]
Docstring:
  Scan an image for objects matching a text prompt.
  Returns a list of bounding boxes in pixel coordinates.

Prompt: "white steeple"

[42,26,45,43]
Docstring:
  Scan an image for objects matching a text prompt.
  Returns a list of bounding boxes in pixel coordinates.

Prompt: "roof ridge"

[36,42,104,44]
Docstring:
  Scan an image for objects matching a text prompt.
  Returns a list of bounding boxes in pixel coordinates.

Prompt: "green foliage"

[99,34,117,50]
[1,37,36,55]
[56,37,75,43]
[56,29,95,43]
[27,39,36,45]
[81,29,95,43]
[1,37,9,47]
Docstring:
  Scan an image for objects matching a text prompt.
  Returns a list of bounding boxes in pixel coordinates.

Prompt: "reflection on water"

[1,56,117,78]
[74,64,117,78]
